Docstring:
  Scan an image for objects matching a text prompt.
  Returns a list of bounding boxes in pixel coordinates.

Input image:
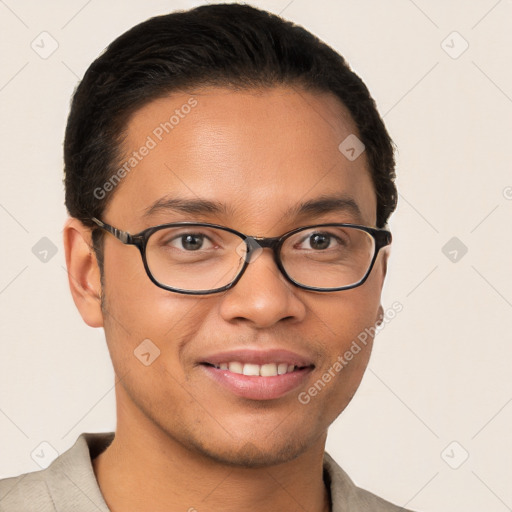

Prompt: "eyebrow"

[143,197,229,218]
[286,194,363,223]
[142,194,364,223]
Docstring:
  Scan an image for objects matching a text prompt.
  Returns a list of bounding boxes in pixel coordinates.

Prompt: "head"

[64,3,396,467]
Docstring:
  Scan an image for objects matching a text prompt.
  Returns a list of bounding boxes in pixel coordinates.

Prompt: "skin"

[64,85,389,512]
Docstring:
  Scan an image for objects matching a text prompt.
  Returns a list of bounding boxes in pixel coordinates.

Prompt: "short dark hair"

[64,3,396,266]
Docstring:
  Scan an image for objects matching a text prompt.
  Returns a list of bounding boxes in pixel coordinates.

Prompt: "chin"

[183,429,314,468]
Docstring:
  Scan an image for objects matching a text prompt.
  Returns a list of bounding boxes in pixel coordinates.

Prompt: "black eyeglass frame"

[91,217,392,295]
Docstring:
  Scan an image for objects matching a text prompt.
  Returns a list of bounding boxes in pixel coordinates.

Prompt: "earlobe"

[375,247,390,327]
[376,304,384,327]
[63,218,104,328]
[380,246,390,281]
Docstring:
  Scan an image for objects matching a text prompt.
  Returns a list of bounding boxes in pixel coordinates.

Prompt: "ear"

[375,246,391,327]
[378,245,390,284]
[63,218,104,328]
[376,304,385,327]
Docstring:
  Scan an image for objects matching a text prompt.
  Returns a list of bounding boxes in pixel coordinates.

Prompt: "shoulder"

[323,451,415,512]
[0,432,114,511]
[0,466,55,511]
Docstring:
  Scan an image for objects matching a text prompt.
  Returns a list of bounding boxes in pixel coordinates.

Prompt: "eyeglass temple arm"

[91,217,132,244]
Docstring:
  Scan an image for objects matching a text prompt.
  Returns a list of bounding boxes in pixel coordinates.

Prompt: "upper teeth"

[214,362,298,376]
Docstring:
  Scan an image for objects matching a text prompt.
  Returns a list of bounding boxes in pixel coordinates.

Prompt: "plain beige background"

[1,1,511,510]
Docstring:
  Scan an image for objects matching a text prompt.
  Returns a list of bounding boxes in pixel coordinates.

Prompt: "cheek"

[303,267,384,414]
[314,276,383,349]
[99,244,207,369]
[314,291,377,386]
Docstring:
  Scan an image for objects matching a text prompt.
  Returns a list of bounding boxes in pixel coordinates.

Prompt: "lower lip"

[200,364,314,401]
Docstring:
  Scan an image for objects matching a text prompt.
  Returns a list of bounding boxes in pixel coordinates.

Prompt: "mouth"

[201,361,312,377]
[198,349,315,400]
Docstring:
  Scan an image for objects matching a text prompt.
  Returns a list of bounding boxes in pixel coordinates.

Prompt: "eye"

[297,231,346,251]
[167,232,215,251]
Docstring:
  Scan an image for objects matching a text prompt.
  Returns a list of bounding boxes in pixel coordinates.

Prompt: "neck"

[92,397,331,512]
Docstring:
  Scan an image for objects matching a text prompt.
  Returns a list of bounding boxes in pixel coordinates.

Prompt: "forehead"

[105,86,377,231]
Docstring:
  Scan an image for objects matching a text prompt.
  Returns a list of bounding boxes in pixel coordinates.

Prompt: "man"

[0,3,410,511]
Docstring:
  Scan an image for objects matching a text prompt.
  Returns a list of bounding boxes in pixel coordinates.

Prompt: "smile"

[200,362,314,400]
[203,361,307,376]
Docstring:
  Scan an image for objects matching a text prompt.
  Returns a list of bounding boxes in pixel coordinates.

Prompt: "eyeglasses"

[91,217,391,295]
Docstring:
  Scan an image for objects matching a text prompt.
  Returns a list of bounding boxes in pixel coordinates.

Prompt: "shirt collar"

[46,432,355,512]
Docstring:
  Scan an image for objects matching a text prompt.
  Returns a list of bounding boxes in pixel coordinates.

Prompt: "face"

[69,86,388,467]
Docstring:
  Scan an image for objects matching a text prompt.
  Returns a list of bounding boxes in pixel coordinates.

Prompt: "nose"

[218,247,307,328]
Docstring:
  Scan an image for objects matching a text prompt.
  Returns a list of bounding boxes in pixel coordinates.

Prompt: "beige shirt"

[0,432,413,511]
